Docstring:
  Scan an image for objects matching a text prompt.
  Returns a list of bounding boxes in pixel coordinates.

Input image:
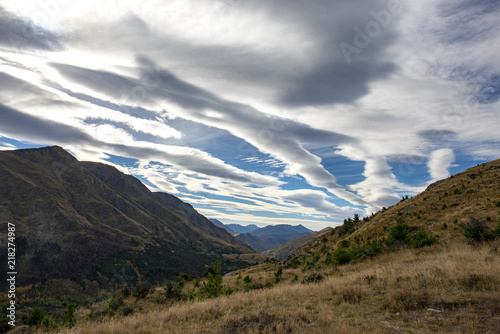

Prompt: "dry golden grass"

[44,239,500,334]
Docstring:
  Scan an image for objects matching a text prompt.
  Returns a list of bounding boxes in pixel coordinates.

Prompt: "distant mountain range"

[0,146,259,291]
[208,219,314,253]
[209,219,259,235]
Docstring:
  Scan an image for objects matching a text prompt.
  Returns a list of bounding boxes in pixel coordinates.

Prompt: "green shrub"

[163,281,184,301]
[133,282,150,300]
[64,303,77,327]
[26,307,46,326]
[40,315,59,331]
[203,257,223,298]
[274,268,283,283]
[494,223,500,237]
[301,273,324,284]
[461,218,496,244]
[26,307,59,331]
[332,248,352,265]
[359,239,384,257]
[106,294,124,316]
[120,305,134,317]
[120,286,131,298]
[388,217,409,245]
[410,229,437,248]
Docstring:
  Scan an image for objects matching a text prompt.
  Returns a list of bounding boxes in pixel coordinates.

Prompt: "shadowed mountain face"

[0,146,255,290]
[209,219,236,235]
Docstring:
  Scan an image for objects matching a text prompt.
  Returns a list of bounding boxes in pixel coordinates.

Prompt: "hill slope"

[0,146,257,290]
[285,159,500,267]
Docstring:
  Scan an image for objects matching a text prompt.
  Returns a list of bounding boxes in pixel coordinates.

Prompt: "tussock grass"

[49,240,500,334]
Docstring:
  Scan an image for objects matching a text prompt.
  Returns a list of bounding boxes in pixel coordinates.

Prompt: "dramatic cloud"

[0,6,61,51]
[0,0,499,229]
[428,148,456,181]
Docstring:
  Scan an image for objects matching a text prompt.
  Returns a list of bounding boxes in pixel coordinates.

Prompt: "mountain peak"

[9,145,78,165]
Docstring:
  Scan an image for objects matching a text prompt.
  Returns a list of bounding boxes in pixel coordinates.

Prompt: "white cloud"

[428,149,456,181]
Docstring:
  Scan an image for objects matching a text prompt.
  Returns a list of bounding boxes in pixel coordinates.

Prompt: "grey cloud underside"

[51,59,365,205]
[66,0,399,107]
[280,58,396,107]
[51,60,356,146]
[418,130,458,145]
[254,0,399,106]
[0,103,96,144]
[0,6,62,51]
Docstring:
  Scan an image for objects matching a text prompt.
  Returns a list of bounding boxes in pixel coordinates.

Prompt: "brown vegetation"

[37,240,500,334]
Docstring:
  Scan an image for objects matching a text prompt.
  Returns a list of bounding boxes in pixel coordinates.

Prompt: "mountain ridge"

[0,146,258,290]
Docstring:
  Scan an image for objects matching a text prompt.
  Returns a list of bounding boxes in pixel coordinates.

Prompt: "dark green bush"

[26,307,59,330]
[203,257,223,298]
[301,273,324,284]
[274,268,283,283]
[163,281,185,301]
[461,218,496,244]
[388,217,409,245]
[64,303,77,327]
[26,307,45,326]
[332,248,352,265]
[133,282,150,300]
[120,286,131,298]
[106,294,124,316]
[410,229,437,248]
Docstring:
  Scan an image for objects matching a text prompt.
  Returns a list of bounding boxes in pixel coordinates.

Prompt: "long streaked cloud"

[49,58,366,206]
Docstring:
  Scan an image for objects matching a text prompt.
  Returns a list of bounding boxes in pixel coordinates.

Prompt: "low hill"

[0,146,259,291]
[285,158,500,268]
[263,227,333,259]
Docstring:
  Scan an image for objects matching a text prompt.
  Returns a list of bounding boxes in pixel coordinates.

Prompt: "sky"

[0,0,499,230]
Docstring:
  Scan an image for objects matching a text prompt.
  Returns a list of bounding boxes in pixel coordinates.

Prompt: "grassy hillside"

[6,159,500,333]
[284,158,500,269]
[27,238,498,333]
